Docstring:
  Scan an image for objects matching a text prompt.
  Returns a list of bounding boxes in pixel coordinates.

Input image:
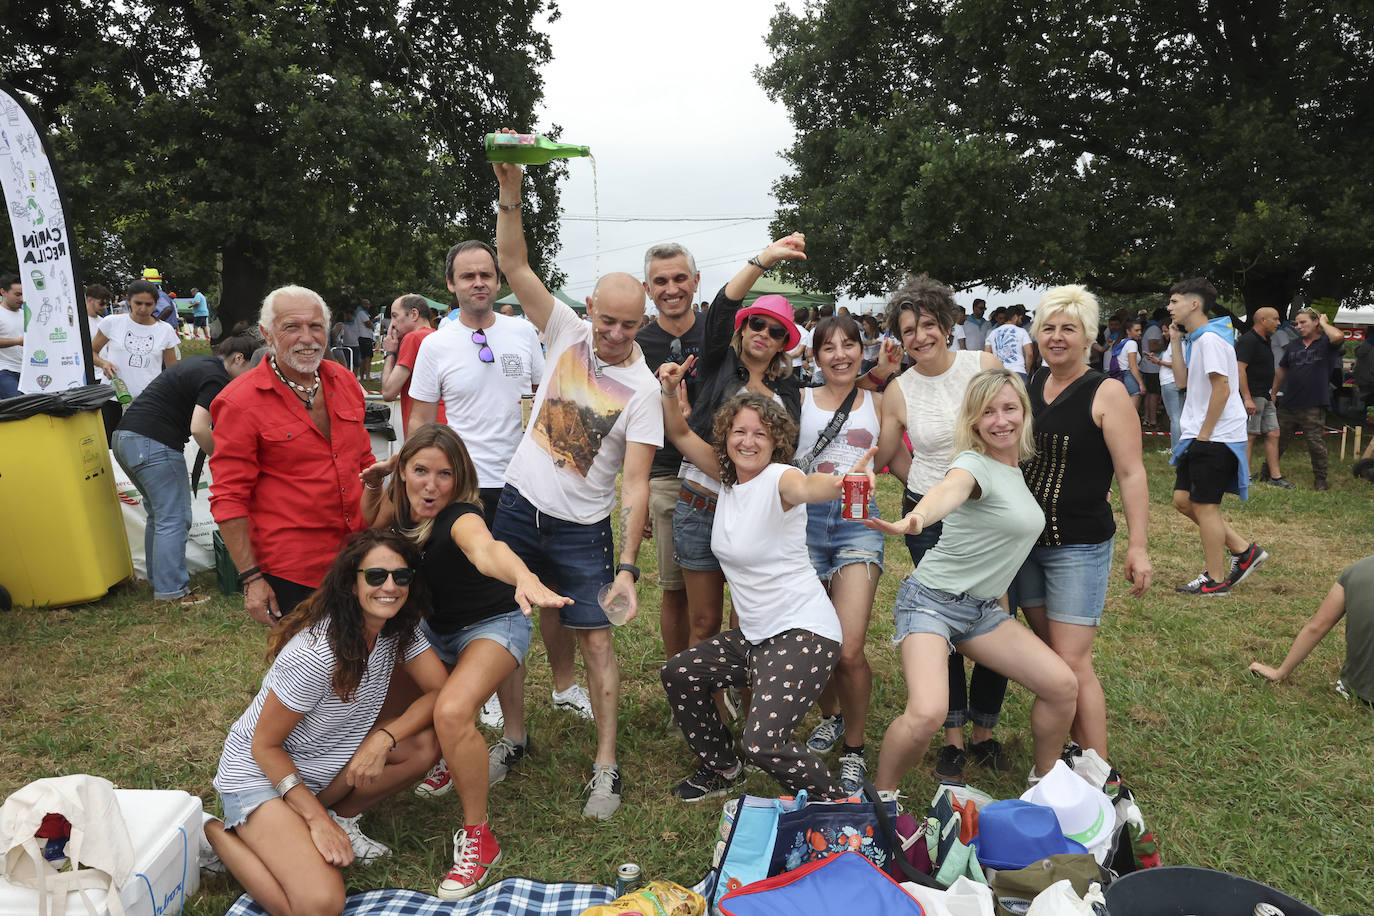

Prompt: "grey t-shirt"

[1338,555,1374,705]
[915,450,1044,599]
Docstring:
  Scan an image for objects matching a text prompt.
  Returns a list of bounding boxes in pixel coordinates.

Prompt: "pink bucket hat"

[734,294,801,352]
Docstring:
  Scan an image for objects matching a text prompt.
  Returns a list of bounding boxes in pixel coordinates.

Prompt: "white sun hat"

[1020,759,1116,853]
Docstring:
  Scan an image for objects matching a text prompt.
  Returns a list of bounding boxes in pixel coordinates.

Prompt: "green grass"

[2,451,1372,914]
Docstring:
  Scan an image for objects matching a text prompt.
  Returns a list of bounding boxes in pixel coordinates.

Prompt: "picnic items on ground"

[718,851,923,916]
[578,880,705,916]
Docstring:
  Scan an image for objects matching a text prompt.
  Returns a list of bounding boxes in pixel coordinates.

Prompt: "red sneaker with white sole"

[437,823,501,900]
[415,758,452,797]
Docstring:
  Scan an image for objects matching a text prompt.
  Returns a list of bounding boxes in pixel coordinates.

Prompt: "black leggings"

[662,627,844,799]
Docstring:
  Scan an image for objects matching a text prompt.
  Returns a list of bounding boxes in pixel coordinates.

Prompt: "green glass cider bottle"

[484,133,591,165]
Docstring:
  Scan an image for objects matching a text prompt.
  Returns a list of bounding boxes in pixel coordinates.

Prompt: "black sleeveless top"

[407,502,518,634]
[1022,369,1116,547]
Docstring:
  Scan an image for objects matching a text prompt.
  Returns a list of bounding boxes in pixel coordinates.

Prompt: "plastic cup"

[597,582,632,626]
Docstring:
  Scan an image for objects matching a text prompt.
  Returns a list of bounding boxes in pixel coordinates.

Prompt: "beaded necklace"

[269,355,320,409]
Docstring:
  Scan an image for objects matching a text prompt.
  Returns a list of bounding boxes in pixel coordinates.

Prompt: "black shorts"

[192,315,208,329]
[358,338,375,363]
[1173,440,1238,505]
[1143,373,1161,395]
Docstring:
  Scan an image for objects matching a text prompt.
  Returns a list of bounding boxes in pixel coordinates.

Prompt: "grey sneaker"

[581,764,622,820]
[488,736,530,785]
[806,714,845,754]
[328,810,392,863]
[837,751,867,796]
[552,684,594,720]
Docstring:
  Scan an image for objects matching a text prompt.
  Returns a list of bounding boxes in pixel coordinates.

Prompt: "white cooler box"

[0,789,202,916]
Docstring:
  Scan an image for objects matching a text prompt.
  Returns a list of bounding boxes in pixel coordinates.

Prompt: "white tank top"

[898,350,984,494]
[795,387,880,475]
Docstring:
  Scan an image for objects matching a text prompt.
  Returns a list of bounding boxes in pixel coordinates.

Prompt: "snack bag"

[579,880,707,916]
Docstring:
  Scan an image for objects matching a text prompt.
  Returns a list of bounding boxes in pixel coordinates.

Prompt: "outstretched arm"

[777,447,877,510]
[722,233,807,301]
[450,513,572,614]
[1249,582,1347,681]
[865,468,977,536]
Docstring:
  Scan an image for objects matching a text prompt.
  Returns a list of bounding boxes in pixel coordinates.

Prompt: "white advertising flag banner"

[0,84,87,393]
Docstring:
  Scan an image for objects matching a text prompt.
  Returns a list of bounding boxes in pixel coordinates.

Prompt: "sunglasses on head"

[358,567,416,587]
[747,314,788,341]
[471,329,494,363]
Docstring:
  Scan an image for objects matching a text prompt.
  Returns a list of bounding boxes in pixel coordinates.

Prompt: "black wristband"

[238,565,262,585]
[616,563,640,583]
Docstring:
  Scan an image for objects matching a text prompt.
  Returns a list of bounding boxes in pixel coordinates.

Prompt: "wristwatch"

[616,563,640,583]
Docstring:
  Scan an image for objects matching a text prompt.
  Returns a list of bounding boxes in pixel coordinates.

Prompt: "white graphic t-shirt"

[504,302,663,524]
[97,313,179,397]
[987,324,1031,374]
[408,312,544,488]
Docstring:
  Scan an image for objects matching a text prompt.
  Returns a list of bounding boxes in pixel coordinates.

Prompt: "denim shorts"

[421,609,533,667]
[672,488,721,572]
[1122,373,1142,396]
[806,498,884,581]
[492,485,614,629]
[219,783,282,829]
[1011,537,1114,627]
[892,576,1011,648]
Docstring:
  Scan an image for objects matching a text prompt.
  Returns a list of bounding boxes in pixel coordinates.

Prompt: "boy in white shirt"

[1167,278,1267,596]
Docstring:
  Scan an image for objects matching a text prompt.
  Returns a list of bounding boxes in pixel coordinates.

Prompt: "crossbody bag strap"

[795,386,859,471]
[862,781,942,889]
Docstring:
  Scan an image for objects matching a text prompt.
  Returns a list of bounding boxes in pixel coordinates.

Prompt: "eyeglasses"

[747,315,788,341]
[358,567,416,587]
[669,337,684,363]
[471,329,495,363]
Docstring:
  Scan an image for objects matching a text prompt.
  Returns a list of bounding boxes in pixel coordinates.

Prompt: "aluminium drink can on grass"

[615,862,642,897]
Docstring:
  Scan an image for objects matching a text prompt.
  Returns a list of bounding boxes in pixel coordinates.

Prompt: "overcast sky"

[530,0,1038,316]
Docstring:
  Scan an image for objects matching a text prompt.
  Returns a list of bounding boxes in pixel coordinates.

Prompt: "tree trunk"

[215,237,269,340]
[1238,269,1301,322]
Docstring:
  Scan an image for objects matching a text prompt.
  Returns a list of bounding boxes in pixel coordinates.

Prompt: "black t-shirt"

[116,355,229,451]
[1279,335,1343,409]
[1233,330,1275,399]
[636,313,705,478]
[416,502,519,634]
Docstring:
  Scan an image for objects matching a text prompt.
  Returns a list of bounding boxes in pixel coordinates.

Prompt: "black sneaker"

[1227,543,1269,587]
[1175,571,1230,596]
[934,744,966,780]
[1264,476,1295,490]
[968,738,1012,772]
[671,764,746,803]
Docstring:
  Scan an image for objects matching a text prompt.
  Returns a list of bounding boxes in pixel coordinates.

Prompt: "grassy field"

[2,436,1372,914]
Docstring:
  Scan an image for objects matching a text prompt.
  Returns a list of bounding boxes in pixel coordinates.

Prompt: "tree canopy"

[758,0,1374,316]
[1,0,566,331]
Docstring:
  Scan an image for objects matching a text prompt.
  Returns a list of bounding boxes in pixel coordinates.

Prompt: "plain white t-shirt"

[790,326,813,368]
[408,312,545,488]
[987,324,1031,374]
[97,313,179,397]
[1179,332,1247,443]
[504,301,663,524]
[0,307,24,373]
[947,322,967,352]
[712,463,842,644]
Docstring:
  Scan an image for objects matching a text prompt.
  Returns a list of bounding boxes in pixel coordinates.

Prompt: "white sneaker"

[328,810,392,863]
[552,684,594,720]
[581,764,622,820]
[199,811,226,874]
[479,694,504,729]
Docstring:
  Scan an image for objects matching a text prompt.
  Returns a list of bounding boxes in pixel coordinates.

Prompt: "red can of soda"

[841,474,870,520]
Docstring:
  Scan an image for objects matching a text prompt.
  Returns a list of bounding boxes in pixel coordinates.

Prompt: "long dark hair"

[267,529,431,702]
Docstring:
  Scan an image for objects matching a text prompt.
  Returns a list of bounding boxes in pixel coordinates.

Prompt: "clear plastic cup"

[597,582,633,626]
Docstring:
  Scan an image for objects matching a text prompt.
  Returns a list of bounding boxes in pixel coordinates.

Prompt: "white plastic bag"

[1025,879,1105,916]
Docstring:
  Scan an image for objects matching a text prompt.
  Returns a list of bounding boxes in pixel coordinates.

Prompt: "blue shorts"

[219,783,281,830]
[1011,538,1114,627]
[421,609,533,667]
[806,498,884,581]
[892,576,1010,648]
[672,487,721,572]
[492,485,613,629]
[1122,373,1142,396]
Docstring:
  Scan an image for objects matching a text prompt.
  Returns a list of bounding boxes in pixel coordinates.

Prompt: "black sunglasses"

[471,329,495,364]
[358,567,416,587]
[747,314,789,341]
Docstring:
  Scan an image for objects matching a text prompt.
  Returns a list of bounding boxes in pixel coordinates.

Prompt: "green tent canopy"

[742,276,836,311]
[495,289,584,316]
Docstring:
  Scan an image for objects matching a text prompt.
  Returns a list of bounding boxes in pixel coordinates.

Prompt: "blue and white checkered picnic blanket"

[223,872,716,915]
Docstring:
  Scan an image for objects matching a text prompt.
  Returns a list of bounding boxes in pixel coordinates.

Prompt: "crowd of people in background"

[3,151,1373,916]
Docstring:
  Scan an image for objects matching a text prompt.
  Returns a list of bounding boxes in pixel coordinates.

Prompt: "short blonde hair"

[1031,285,1100,346]
[952,369,1036,463]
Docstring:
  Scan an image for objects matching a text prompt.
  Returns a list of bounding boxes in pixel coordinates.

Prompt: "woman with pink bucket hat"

[666,233,809,673]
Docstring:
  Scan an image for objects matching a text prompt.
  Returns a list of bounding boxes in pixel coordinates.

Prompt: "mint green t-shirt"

[1338,555,1374,704]
[915,450,1044,600]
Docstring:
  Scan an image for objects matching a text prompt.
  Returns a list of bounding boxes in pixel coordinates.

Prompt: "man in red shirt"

[379,293,445,432]
[210,285,376,624]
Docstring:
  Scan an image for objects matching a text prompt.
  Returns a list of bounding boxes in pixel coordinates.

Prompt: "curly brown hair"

[267,529,431,702]
[884,273,961,339]
[711,392,798,486]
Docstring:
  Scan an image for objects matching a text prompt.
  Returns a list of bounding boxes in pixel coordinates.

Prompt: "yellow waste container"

[0,391,132,607]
